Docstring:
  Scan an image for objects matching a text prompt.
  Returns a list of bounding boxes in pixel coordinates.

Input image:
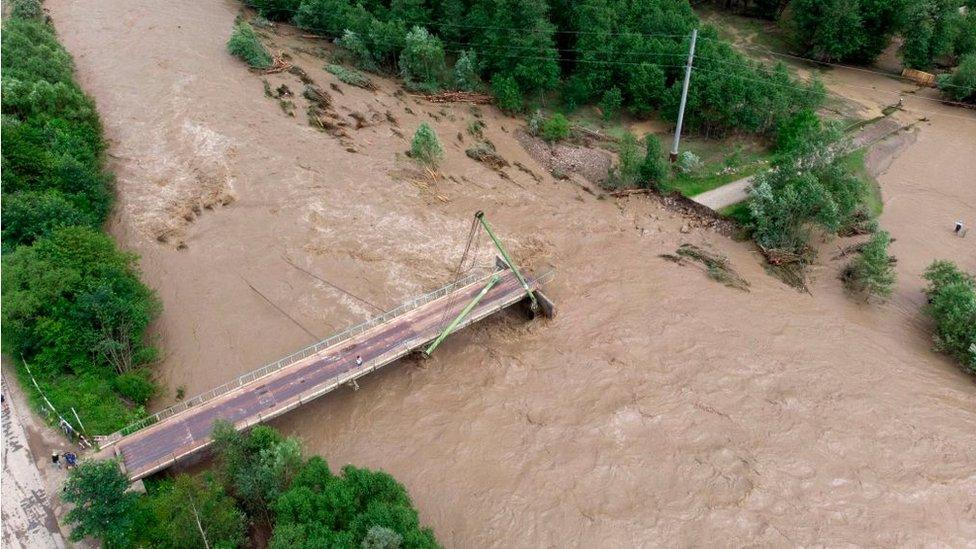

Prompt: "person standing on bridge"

[356,355,363,367]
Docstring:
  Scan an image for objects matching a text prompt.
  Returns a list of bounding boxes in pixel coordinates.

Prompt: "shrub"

[454,50,480,91]
[410,122,443,166]
[922,261,976,372]
[676,151,703,175]
[227,22,272,69]
[325,64,372,88]
[252,0,301,21]
[776,109,822,154]
[362,526,404,549]
[491,74,522,113]
[599,86,623,121]
[938,53,976,103]
[112,369,157,405]
[1,190,95,248]
[399,26,446,92]
[607,133,643,188]
[337,29,378,71]
[527,109,545,136]
[294,0,369,38]
[842,230,896,299]
[540,113,570,142]
[10,0,43,20]
[639,134,668,187]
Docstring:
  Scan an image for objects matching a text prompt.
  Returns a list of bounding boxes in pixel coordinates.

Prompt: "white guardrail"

[100,268,549,445]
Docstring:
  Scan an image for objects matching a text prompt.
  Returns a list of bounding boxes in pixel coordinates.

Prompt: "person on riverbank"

[51,452,60,470]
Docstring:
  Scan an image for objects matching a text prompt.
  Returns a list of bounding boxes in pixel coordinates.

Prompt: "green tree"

[599,86,623,121]
[410,122,444,166]
[491,74,523,113]
[10,0,43,20]
[922,260,976,372]
[901,0,957,69]
[607,133,643,189]
[270,459,438,548]
[625,63,666,118]
[294,0,370,38]
[148,475,247,549]
[541,113,570,142]
[453,50,480,91]
[748,130,866,254]
[938,53,976,103]
[399,26,446,92]
[211,422,303,525]
[252,0,301,21]
[791,0,906,62]
[227,22,272,69]
[63,460,143,547]
[1,190,96,248]
[2,226,160,377]
[843,230,896,299]
[639,133,668,188]
[362,526,404,549]
[775,109,822,155]
[469,0,560,94]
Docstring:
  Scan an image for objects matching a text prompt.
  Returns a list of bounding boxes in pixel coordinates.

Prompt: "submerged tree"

[922,260,976,372]
[410,122,444,166]
[843,230,896,300]
[227,22,272,69]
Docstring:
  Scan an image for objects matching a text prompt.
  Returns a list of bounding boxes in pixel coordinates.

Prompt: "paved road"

[690,117,909,211]
[691,176,755,210]
[2,378,68,549]
[104,269,542,480]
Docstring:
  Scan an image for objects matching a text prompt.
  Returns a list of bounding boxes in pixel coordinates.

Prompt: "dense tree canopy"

[922,261,976,372]
[279,0,822,135]
[1,11,161,433]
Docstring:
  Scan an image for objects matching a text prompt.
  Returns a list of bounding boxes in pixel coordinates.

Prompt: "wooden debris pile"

[261,51,292,74]
[465,141,509,170]
[419,91,493,104]
[660,244,750,292]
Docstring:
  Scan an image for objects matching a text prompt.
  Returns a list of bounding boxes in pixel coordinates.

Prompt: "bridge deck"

[99,268,545,480]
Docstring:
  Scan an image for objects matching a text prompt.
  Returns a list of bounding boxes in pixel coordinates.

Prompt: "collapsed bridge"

[95,212,554,480]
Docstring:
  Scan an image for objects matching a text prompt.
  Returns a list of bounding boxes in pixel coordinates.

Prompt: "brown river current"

[46,0,976,545]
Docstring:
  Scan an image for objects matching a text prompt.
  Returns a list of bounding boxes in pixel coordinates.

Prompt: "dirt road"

[2,372,69,549]
[46,0,976,545]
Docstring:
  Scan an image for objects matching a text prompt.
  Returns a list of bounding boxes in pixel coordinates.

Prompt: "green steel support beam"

[423,274,502,357]
[475,211,538,311]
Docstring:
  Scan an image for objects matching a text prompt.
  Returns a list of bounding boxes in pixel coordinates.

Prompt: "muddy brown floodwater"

[47,0,976,545]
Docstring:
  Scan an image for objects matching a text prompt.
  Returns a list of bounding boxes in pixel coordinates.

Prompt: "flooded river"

[47,0,976,545]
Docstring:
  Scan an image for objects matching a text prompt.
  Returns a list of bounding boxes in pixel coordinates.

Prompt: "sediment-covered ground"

[47,0,976,545]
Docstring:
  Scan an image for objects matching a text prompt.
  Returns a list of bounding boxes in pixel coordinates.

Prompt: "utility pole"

[670,28,698,162]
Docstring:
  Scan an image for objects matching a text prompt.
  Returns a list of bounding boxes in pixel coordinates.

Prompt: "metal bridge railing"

[102,270,494,443]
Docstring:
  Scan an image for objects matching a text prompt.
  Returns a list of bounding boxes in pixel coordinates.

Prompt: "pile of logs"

[418,91,493,104]
[262,51,292,74]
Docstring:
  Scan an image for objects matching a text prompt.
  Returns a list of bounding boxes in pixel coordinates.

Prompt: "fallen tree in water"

[660,244,750,292]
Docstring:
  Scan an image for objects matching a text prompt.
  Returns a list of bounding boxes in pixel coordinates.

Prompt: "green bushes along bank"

[64,424,440,548]
[1,10,161,433]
